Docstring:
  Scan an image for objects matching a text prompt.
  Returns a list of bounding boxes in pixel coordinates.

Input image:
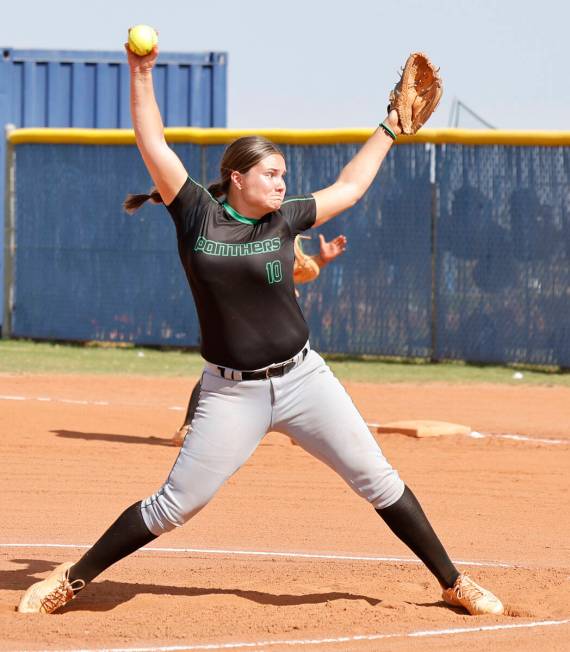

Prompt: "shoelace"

[455,577,486,602]
[40,577,86,613]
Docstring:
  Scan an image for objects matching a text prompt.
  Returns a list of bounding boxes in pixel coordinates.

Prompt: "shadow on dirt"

[52,429,173,447]
[6,558,386,613]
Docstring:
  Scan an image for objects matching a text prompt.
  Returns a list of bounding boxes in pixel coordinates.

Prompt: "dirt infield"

[1,373,569,651]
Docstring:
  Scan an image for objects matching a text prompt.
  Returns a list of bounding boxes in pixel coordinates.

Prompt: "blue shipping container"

[0,46,228,329]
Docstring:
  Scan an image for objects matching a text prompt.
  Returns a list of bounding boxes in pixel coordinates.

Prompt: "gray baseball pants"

[141,345,405,535]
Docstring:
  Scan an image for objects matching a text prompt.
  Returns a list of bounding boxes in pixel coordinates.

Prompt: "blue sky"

[1,0,566,130]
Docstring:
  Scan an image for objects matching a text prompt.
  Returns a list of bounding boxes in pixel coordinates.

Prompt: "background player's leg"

[272,351,458,588]
[185,379,202,426]
[171,379,202,445]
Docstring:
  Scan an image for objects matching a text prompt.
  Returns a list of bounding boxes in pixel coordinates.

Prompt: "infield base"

[375,419,471,438]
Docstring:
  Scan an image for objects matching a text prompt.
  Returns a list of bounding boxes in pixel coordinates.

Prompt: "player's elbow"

[342,183,364,211]
[313,181,363,226]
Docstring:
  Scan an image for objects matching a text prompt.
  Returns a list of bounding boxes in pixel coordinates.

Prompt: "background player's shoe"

[442,574,504,615]
[171,425,190,447]
[17,561,85,614]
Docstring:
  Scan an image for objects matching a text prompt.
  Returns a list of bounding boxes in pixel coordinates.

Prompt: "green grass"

[1,339,568,386]
[0,340,204,377]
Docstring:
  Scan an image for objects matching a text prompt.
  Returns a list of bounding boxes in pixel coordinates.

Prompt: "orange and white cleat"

[442,573,504,615]
[18,562,85,614]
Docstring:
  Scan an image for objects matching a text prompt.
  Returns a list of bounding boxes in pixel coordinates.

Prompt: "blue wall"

[0,47,227,327]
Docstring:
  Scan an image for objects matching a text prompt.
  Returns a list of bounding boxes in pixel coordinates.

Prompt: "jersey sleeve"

[280,194,317,235]
[166,176,217,234]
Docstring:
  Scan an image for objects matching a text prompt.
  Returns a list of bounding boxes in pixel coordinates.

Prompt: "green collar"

[222,201,260,225]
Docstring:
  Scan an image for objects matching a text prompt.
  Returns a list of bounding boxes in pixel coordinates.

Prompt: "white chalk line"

[470,431,569,445]
[2,394,568,445]
[0,542,513,568]
[9,619,570,652]
[0,393,185,411]
[0,394,110,406]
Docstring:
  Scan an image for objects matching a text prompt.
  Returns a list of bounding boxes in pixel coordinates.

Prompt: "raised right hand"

[124,42,159,73]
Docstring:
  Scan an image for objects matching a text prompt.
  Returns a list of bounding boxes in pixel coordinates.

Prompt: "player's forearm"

[313,122,397,225]
[130,70,167,157]
[126,47,188,205]
[336,127,394,202]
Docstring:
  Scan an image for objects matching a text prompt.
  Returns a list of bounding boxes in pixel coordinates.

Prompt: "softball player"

[170,232,348,447]
[18,43,503,617]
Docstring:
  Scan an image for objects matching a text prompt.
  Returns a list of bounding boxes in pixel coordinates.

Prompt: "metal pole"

[3,123,15,339]
[457,101,497,129]
[429,143,439,362]
[200,142,207,186]
[447,98,457,128]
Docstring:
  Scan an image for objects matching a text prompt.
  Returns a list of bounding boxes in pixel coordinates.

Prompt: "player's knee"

[140,486,212,535]
[340,450,405,510]
[368,471,405,510]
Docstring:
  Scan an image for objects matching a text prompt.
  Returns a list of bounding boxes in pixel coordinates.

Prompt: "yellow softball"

[127,25,158,56]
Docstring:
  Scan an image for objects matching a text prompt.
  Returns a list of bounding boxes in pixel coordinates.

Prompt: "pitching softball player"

[170,232,348,447]
[18,42,503,617]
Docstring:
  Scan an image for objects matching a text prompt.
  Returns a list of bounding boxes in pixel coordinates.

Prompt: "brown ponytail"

[207,179,229,199]
[123,188,164,214]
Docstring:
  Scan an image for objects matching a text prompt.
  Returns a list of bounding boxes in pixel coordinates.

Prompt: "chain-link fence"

[4,131,569,367]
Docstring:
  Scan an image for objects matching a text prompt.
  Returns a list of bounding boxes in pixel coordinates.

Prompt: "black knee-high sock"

[376,486,459,589]
[68,501,157,587]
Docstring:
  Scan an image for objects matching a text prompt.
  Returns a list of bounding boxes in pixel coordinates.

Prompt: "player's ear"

[230,170,243,191]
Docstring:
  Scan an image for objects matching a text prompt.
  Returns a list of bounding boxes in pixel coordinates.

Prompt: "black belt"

[216,347,308,381]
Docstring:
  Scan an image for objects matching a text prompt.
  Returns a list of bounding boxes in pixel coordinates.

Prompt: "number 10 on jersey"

[266,260,283,284]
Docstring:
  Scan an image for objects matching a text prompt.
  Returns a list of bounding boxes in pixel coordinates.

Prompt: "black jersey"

[167,176,317,369]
